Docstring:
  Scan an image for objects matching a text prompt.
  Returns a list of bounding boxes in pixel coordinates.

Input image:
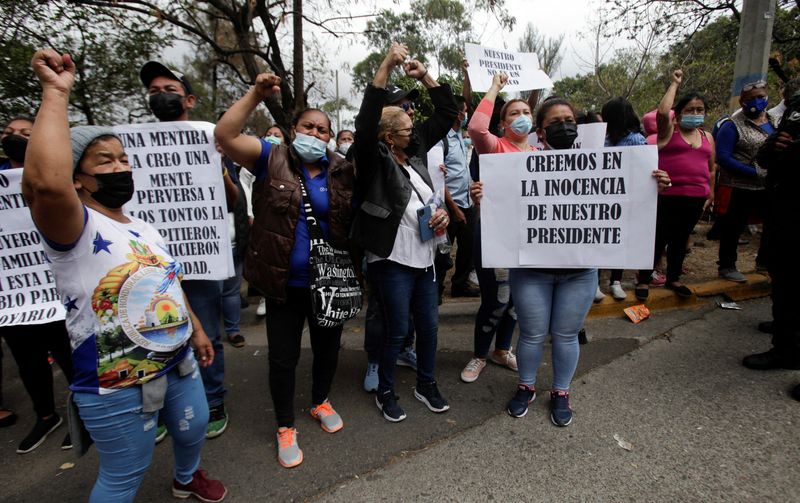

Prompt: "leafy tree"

[0,1,163,125]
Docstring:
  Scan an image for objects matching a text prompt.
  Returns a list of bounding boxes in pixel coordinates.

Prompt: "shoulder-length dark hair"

[601,97,642,146]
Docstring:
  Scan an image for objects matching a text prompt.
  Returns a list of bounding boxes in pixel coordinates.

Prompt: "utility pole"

[335,70,341,133]
[729,0,776,110]
[293,0,305,114]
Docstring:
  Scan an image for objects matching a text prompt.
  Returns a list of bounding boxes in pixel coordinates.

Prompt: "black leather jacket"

[350,83,458,258]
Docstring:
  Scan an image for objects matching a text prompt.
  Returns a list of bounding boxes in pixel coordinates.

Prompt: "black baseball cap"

[140,61,194,96]
[386,85,420,105]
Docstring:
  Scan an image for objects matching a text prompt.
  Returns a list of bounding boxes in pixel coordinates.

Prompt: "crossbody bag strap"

[297,176,326,242]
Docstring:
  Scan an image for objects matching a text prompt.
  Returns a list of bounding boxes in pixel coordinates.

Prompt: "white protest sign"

[465,43,553,93]
[528,122,608,149]
[426,144,446,194]
[115,122,234,281]
[0,169,66,326]
[480,146,658,268]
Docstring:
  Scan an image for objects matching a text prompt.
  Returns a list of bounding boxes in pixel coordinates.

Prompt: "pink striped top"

[659,129,712,198]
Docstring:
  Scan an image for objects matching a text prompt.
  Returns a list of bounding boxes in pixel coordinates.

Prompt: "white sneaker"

[594,285,605,303]
[460,358,487,382]
[610,281,627,300]
[468,270,479,287]
[256,298,266,316]
[490,349,518,371]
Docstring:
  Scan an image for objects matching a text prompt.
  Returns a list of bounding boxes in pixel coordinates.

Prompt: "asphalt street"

[1,295,796,502]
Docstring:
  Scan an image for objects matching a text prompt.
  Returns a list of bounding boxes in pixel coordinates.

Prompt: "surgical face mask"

[292,132,328,163]
[83,171,135,209]
[148,92,185,121]
[1,134,28,163]
[264,135,282,145]
[461,114,469,129]
[338,142,352,155]
[463,138,472,148]
[509,115,533,137]
[743,97,769,118]
[680,114,705,129]
[543,122,578,150]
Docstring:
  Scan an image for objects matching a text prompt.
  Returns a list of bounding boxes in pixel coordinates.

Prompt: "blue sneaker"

[506,384,536,418]
[550,390,573,427]
[396,346,417,371]
[363,363,379,392]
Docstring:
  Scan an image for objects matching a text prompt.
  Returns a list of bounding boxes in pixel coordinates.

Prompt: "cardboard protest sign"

[480,146,658,268]
[465,43,553,92]
[528,122,608,150]
[0,169,65,326]
[115,122,234,281]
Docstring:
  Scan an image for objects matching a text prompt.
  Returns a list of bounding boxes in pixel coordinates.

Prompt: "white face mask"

[338,142,352,155]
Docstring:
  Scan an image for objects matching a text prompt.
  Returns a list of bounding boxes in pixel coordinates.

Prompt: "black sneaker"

[506,384,536,418]
[61,433,73,450]
[17,414,63,454]
[206,404,228,439]
[550,390,573,427]
[414,381,450,413]
[743,349,800,370]
[375,392,406,422]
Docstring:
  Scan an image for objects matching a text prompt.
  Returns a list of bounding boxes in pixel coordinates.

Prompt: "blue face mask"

[264,135,282,145]
[461,114,468,129]
[463,138,472,148]
[679,114,705,129]
[743,97,769,117]
[509,115,533,137]
[292,132,328,163]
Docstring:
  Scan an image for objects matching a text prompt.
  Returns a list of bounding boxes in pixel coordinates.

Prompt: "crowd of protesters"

[0,36,797,502]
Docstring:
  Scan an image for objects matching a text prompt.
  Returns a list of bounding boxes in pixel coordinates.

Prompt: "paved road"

[1,296,795,502]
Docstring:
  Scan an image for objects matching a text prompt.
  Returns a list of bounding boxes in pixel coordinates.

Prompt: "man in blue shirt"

[435,96,479,298]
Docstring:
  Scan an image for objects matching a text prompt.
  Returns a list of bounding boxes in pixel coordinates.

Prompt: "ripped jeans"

[73,360,209,503]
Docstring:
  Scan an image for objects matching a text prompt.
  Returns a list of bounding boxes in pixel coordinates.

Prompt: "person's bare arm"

[657,70,681,146]
[215,73,281,169]
[21,49,85,246]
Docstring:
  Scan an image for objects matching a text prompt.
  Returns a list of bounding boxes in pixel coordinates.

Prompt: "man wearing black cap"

[385,85,420,120]
[140,61,230,439]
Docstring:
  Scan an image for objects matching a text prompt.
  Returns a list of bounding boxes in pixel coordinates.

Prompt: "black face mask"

[1,135,28,163]
[403,129,421,157]
[85,171,135,209]
[148,93,186,121]
[543,122,578,150]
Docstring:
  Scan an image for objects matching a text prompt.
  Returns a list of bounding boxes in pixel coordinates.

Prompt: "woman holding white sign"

[22,49,225,503]
[471,79,669,426]
[215,74,357,469]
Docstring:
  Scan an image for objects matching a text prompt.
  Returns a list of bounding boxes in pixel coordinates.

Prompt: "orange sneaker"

[309,400,343,433]
[276,427,303,468]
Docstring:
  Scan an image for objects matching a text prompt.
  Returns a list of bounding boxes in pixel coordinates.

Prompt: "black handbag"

[298,176,362,327]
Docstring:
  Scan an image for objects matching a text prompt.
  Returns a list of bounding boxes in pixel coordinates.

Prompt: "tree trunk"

[293,0,305,115]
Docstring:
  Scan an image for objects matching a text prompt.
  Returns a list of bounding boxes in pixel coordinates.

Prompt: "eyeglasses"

[393,127,413,135]
[742,81,767,92]
[400,102,415,112]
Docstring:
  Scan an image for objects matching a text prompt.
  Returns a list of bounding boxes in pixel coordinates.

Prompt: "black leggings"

[0,321,73,418]
[639,195,705,285]
[265,288,342,428]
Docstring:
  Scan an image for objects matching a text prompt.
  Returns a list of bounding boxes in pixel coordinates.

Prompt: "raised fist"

[31,49,75,94]
[254,73,281,98]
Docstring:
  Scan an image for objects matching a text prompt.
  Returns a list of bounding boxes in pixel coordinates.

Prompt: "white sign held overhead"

[480,146,659,269]
[465,43,554,93]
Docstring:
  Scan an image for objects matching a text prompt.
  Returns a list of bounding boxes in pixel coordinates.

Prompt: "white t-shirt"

[366,165,437,268]
[44,207,192,394]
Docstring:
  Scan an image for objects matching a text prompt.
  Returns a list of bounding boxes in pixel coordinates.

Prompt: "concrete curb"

[436,273,771,321]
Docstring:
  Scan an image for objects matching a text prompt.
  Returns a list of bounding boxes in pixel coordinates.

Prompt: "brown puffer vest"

[244,144,355,303]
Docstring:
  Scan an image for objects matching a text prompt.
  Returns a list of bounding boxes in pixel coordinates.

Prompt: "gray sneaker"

[276,427,303,468]
[310,400,343,433]
[719,268,747,283]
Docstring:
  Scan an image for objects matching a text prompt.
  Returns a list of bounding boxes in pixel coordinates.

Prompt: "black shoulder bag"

[298,176,362,328]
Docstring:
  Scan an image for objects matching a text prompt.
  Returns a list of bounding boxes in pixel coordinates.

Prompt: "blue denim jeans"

[182,279,226,407]
[510,268,597,391]
[472,224,516,357]
[221,252,244,336]
[364,271,415,364]
[73,359,209,503]
[369,260,438,394]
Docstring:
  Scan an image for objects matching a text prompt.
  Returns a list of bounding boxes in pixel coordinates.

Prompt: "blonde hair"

[379,106,408,144]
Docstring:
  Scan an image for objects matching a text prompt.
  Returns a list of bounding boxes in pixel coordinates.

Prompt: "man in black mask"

[139,61,231,440]
[1,117,34,170]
